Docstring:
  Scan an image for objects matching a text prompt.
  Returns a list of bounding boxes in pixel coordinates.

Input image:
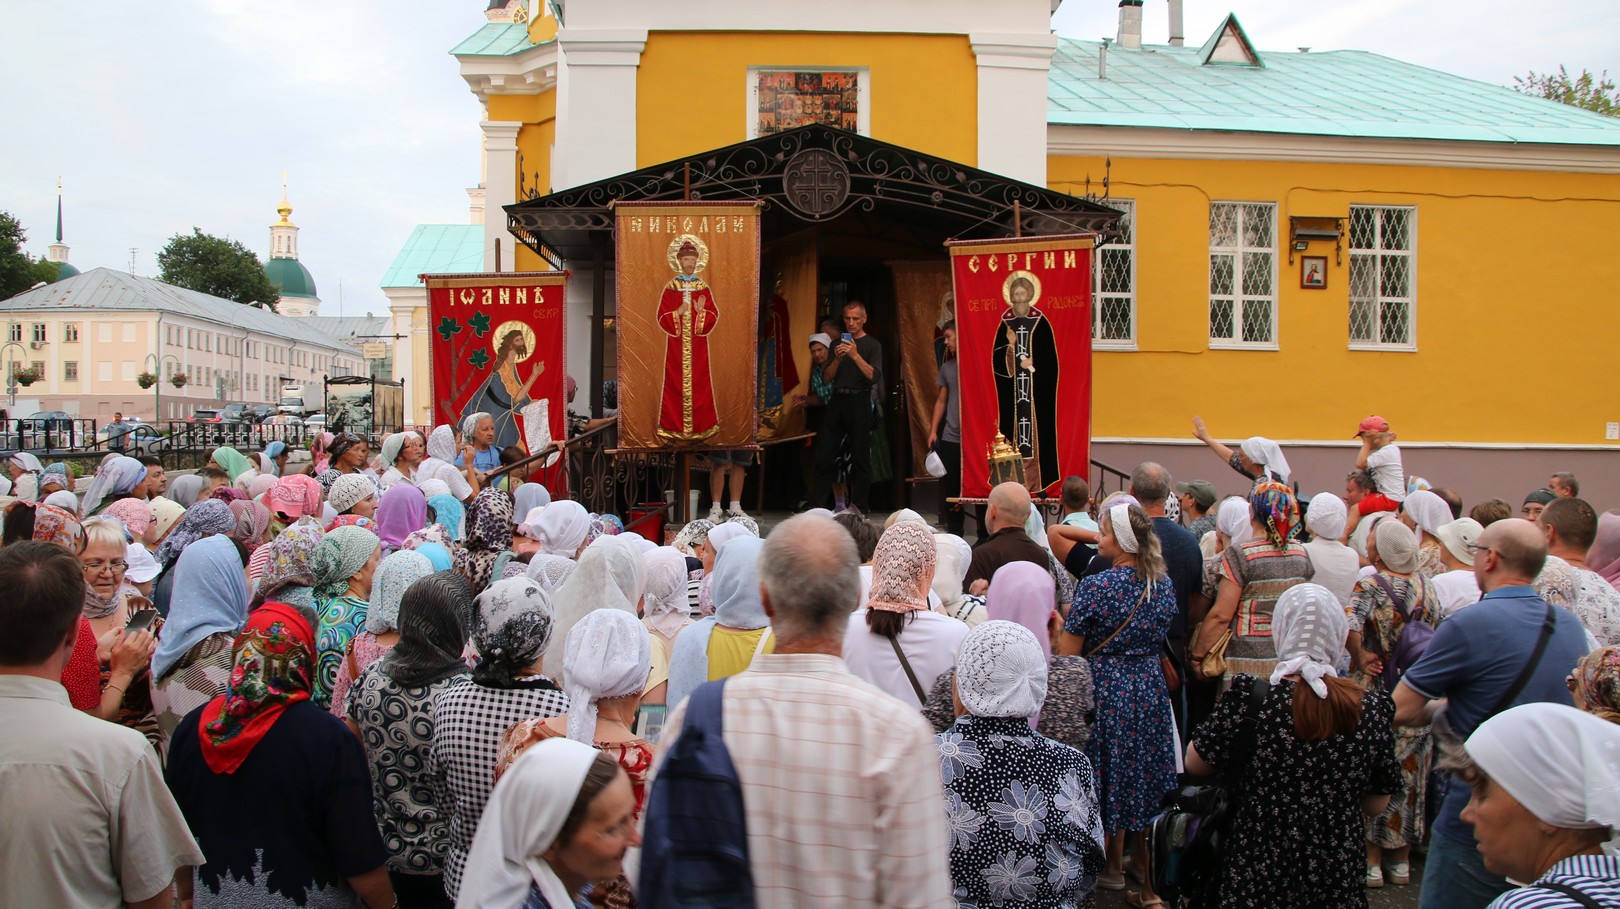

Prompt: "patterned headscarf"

[40,462,70,492]
[198,601,315,774]
[104,498,153,538]
[252,518,325,611]
[211,446,255,483]
[454,487,515,595]
[210,486,247,505]
[956,620,1049,719]
[311,525,380,600]
[80,455,147,516]
[1572,646,1620,723]
[228,499,273,551]
[642,546,694,639]
[427,494,464,542]
[671,518,714,557]
[1248,480,1299,547]
[315,469,341,495]
[367,549,436,635]
[525,553,577,594]
[154,535,250,681]
[1269,583,1349,698]
[868,520,937,613]
[327,432,364,465]
[426,424,456,462]
[562,609,651,743]
[381,572,473,688]
[376,483,428,553]
[328,474,376,515]
[401,522,454,553]
[598,514,624,536]
[29,503,85,551]
[473,576,556,687]
[1305,492,1348,541]
[269,474,322,519]
[155,499,236,568]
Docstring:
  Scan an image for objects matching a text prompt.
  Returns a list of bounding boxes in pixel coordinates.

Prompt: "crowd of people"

[1,410,1618,909]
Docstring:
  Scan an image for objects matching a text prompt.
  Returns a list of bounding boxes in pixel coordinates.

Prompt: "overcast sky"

[3,1,1615,318]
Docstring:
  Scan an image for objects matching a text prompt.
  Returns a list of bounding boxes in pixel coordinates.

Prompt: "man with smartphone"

[808,300,882,514]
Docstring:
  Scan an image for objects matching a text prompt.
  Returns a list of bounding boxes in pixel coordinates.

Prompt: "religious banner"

[757,228,818,441]
[948,235,1094,499]
[615,202,762,451]
[424,272,568,459]
[892,260,955,477]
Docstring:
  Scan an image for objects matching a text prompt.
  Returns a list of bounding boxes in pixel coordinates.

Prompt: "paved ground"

[1093,854,1425,908]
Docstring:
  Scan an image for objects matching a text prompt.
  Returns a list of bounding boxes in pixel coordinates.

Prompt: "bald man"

[1394,518,1592,909]
[962,482,1050,592]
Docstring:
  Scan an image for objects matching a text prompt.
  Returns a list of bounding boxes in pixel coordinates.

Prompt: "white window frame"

[1091,198,1137,350]
[1348,204,1417,351]
[1207,201,1278,349]
[63,361,77,381]
[744,67,870,140]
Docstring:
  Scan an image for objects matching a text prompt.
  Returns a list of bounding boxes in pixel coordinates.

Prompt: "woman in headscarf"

[1302,491,1360,609]
[328,473,379,522]
[412,541,454,572]
[150,535,250,755]
[1057,502,1178,893]
[251,518,325,615]
[532,498,591,560]
[261,439,289,477]
[1191,496,1254,619]
[154,498,237,571]
[924,560,1096,750]
[246,472,277,503]
[79,515,163,745]
[327,432,371,476]
[80,454,147,516]
[1400,488,1453,580]
[694,519,758,617]
[525,554,577,595]
[458,740,639,909]
[1191,480,1313,684]
[493,608,652,909]
[427,493,464,543]
[1186,583,1401,909]
[105,497,161,593]
[1191,417,1291,487]
[328,549,435,719]
[209,446,258,489]
[163,601,394,909]
[457,412,500,478]
[843,521,967,707]
[168,472,205,509]
[227,499,272,552]
[932,532,985,626]
[455,487,515,595]
[1587,512,1620,596]
[415,424,476,503]
[1345,518,1441,888]
[513,482,550,522]
[640,546,694,704]
[377,430,425,490]
[267,473,323,531]
[310,524,382,710]
[542,535,646,681]
[311,430,336,474]
[666,534,775,709]
[937,621,1107,908]
[7,451,44,502]
[343,572,473,906]
[418,478,452,500]
[1569,645,1620,723]
[432,576,571,901]
[39,461,70,496]
[376,483,428,556]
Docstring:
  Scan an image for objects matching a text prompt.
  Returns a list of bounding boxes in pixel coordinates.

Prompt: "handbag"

[885,631,928,705]
[1199,628,1233,678]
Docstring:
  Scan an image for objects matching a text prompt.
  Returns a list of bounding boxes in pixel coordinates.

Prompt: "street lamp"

[1,340,26,411]
[144,353,182,423]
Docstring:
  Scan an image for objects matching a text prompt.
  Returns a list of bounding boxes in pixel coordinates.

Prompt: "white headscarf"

[518,506,548,542]
[1268,582,1349,698]
[641,546,693,639]
[9,452,43,474]
[1402,489,1452,542]
[513,483,551,520]
[456,737,601,909]
[955,620,1048,719]
[808,332,833,351]
[418,478,452,500]
[1239,436,1291,484]
[932,533,972,615]
[562,609,652,743]
[461,412,492,440]
[535,500,592,557]
[704,520,756,554]
[1107,504,1139,554]
[1305,492,1348,541]
[543,535,644,679]
[43,490,79,514]
[525,553,578,594]
[426,424,456,462]
[1465,702,1620,832]
[885,508,926,529]
[1216,496,1253,545]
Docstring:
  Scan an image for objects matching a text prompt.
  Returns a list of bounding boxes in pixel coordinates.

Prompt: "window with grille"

[64,324,79,342]
[1092,199,1136,347]
[1208,202,1277,347]
[64,361,77,380]
[1348,205,1416,348]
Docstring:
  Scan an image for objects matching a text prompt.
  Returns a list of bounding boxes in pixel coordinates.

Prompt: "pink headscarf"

[377,483,428,554]
[986,561,1056,664]
[868,521,936,613]
[104,498,153,538]
[1588,512,1620,592]
[271,475,323,520]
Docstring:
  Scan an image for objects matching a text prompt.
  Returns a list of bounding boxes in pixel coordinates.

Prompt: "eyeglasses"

[1462,541,1492,557]
[82,559,128,575]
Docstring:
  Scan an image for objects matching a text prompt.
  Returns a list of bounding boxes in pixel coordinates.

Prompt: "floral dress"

[1064,566,1178,832]
[1189,676,1401,909]
[935,715,1105,908]
[1347,572,1440,851]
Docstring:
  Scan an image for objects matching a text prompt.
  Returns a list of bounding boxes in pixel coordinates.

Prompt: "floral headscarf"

[1248,479,1299,547]
[30,502,84,550]
[671,519,714,557]
[155,499,236,568]
[473,576,556,687]
[80,455,147,516]
[327,514,379,535]
[1572,646,1620,723]
[367,550,435,635]
[311,525,381,600]
[40,462,70,493]
[198,601,314,774]
[251,518,324,613]
[228,500,273,551]
[598,514,624,536]
[269,474,322,520]
[455,487,515,595]
[401,522,455,553]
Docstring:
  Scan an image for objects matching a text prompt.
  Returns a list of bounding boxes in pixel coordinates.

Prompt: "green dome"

[50,261,80,281]
[265,256,318,298]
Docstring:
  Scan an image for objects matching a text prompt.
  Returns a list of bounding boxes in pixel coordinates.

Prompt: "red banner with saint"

[615,202,762,451]
[947,235,1095,499]
[423,272,568,460]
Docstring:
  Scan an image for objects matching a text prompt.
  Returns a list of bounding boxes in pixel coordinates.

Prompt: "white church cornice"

[457,41,560,100]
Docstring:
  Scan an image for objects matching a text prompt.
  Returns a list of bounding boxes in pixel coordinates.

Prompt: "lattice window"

[1348,205,1416,348]
[1208,202,1276,347]
[1092,199,1136,347]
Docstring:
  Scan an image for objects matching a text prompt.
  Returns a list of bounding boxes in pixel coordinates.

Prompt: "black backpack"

[637,678,755,909]
[1148,677,1269,906]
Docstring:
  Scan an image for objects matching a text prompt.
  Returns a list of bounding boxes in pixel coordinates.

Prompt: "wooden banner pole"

[676,452,691,523]
[1012,201,1022,238]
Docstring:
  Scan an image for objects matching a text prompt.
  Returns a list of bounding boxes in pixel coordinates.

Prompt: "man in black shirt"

[1130,462,1203,736]
[809,301,881,513]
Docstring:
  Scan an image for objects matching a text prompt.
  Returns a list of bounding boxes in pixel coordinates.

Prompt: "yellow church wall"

[491,91,557,273]
[635,32,978,169]
[1047,153,1620,446]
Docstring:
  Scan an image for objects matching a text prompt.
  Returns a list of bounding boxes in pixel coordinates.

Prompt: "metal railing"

[0,417,100,454]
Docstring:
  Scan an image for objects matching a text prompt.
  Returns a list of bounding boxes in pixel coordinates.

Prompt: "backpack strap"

[1225,676,1271,779]
[1535,881,1604,909]
[1489,600,1559,717]
[685,676,728,738]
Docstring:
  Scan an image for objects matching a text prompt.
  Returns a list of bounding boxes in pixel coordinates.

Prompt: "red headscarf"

[197,601,315,774]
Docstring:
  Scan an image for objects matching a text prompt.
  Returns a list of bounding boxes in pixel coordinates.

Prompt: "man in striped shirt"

[653,513,953,909]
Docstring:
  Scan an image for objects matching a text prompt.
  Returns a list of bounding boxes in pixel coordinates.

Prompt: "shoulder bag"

[886,631,928,705]
[1084,583,1180,691]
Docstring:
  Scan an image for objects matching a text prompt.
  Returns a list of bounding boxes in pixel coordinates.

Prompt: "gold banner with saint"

[615,203,762,451]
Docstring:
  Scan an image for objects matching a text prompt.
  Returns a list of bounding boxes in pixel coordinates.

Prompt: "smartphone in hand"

[125,609,158,634]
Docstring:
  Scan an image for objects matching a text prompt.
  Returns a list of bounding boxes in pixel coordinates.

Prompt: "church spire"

[270,172,299,260]
[47,178,74,276]
[275,170,294,226]
[55,177,63,243]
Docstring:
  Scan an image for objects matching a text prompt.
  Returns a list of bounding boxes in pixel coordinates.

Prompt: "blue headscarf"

[414,541,454,572]
[428,494,465,542]
[152,535,250,680]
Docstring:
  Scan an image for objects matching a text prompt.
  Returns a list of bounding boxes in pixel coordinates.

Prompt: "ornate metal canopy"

[506,124,1123,266]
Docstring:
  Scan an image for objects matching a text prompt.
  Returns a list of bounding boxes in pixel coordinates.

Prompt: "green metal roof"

[450,21,543,57]
[265,256,318,299]
[50,261,81,281]
[379,225,484,288]
[1048,36,1620,146]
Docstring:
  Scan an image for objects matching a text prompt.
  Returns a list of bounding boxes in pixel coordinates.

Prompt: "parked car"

[302,414,327,432]
[217,403,253,424]
[99,421,165,455]
[14,411,83,450]
[262,413,303,427]
[189,409,223,423]
[249,404,277,423]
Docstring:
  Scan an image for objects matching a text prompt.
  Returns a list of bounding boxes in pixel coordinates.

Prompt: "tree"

[0,211,62,300]
[1512,66,1620,117]
[157,228,281,310]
